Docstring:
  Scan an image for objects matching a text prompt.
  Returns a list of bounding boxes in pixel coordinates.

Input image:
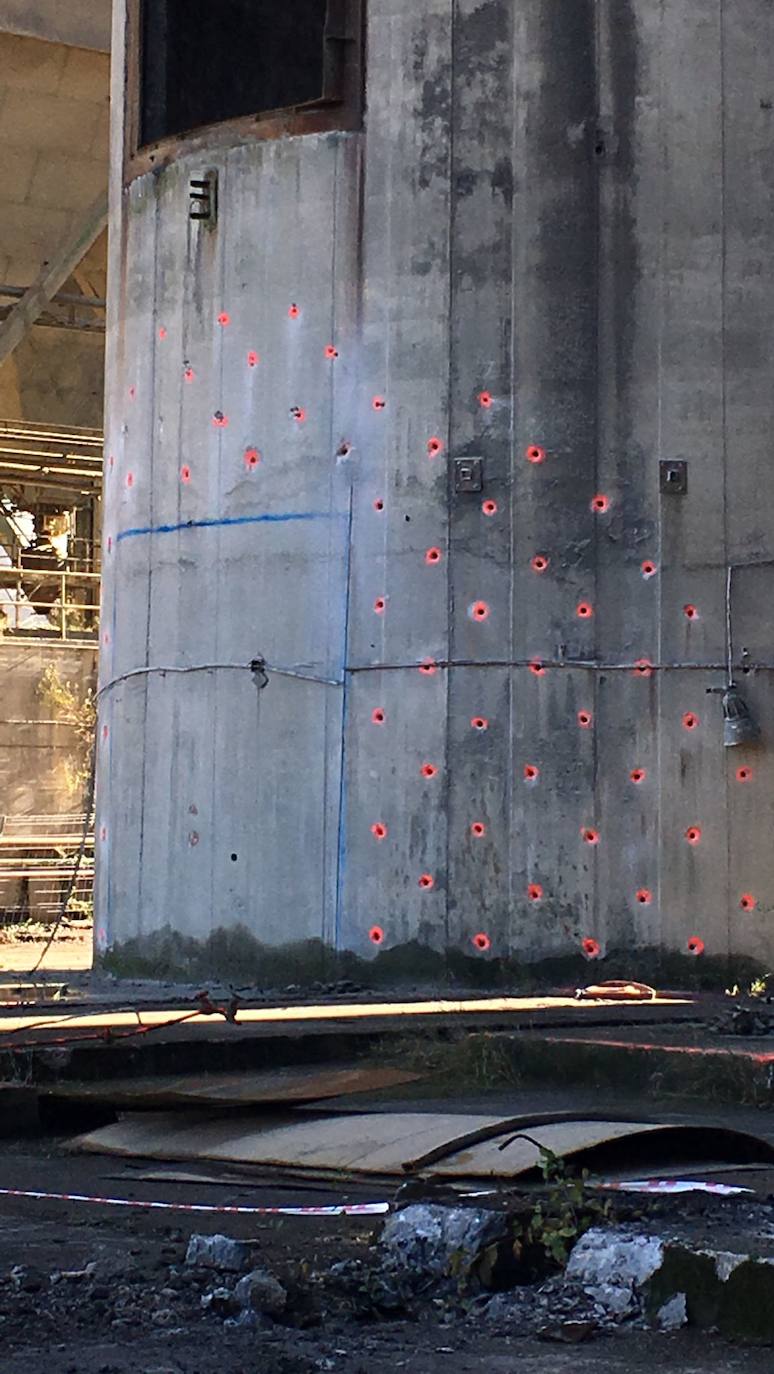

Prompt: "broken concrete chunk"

[566,1227,665,1294]
[655,1293,687,1331]
[234,1268,287,1317]
[185,1233,250,1273]
[200,1286,238,1315]
[379,1204,507,1279]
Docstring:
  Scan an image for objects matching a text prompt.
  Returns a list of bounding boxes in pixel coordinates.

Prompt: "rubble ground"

[1,1128,774,1373]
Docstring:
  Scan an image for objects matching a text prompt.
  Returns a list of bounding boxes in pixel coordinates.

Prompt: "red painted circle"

[244,447,261,469]
[371,822,388,840]
[470,601,490,621]
[472,932,491,952]
[180,465,191,483]
[108,454,115,468]
[683,604,698,620]
[288,303,300,319]
[582,938,601,960]
[641,561,657,578]
[126,472,134,488]
[421,763,438,779]
[529,660,546,677]
[576,601,593,619]
[427,437,444,457]
[373,498,385,512]
[372,395,386,411]
[373,597,386,615]
[479,391,493,409]
[740,893,757,912]
[371,708,386,726]
[419,658,437,675]
[636,888,653,905]
[217,312,230,326]
[106,537,112,555]
[682,712,700,731]
[581,828,600,846]
[578,710,593,729]
[184,368,195,382]
[425,547,442,565]
[591,494,610,513]
[212,412,228,428]
[369,926,384,946]
[685,826,702,845]
[158,326,167,340]
[247,351,259,368]
[291,406,306,423]
[524,764,540,782]
[482,500,498,516]
[525,445,546,465]
[531,555,549,574]
[630,768,647,784]
[419,874,435,890]
[634,659,653,678]
[325,344,339,359]
[528,883,544,902]
[687,937,705,956]
[471,716,489,731]
[736,766,753,783]
[128,385,136,401]
[470,822,486,838]
[102,724,109,741]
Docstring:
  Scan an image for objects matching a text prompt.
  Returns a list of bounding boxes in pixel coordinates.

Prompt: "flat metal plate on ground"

[43,1065,420,1109]
[74,1112,774,1181]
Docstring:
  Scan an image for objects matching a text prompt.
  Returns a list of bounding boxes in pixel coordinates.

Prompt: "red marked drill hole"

[524,764,540,783]
[471,822,486,838]
[290,406,307,423]
[471,716,489,731]
[634,659,653,678]
[126,472,134,488]
[530,660,546,677]
[217,312,230,327]
[325,344,339,359]
[479,391,493,409]
[576,601,593,619]
[470,601,490,621]
[427,437,444,457]
[684,604,698,620]
[473,932,491,952]
[158,326,167,340]
[687,936,705,956]
[636,888,653,905]
[630,768,647,784]
[419,873,435,890]
[528,883,544,902]
[372,396,386,411]
[371,708,386,726]
[213,411,228,428]
[419,658,437,675]
[369,925,384,945]
[421,763,438,779]
[128,385,136,401]
[641,561,657,578]
[108,454,115,468]
[685,826,702,846]
[373,498,385,512]
[425,547,442,565]
[189,831,199,847]
[531,555,549,574]
[106,537,112,554]
[582,938,601,960]
[244,447,261,469]
[740,893,757,912]
[591,494,610,513]
[100,826,107,843]
[103,630,110,644]
[371,822,388,840]
[288,303,300,319]
[102,725,109,741]
[180,465,191,483]
[482,500,498,516]
[247,351,259,368]
[525,444,546,465]
[184,367,195,383]
[581,828,600,846]
[736,766,753,783]
[578,710,593,729]
[682,712,700,731]
[373,597,386,615]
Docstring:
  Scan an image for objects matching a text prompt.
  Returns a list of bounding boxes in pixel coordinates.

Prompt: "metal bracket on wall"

[189,171,218,225]
[660,460,688,495]
[454,457,484,493]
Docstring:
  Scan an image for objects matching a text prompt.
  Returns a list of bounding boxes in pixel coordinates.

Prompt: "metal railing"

[0,812,94,925]
[0,565,100,641]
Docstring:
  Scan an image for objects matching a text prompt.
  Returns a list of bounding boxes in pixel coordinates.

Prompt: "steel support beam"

[0,196,108,368]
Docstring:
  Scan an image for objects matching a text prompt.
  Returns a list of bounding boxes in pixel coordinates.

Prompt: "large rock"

[234,1268,287,1317]
[379,1204,508,1281]
[566,1226,665,1317]
[184,1233,251,1273]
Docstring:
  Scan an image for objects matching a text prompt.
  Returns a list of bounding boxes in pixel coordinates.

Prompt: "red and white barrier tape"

[0,1187,389,1217]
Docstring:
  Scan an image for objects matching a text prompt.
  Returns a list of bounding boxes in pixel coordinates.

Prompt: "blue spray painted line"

[116,511,339,543]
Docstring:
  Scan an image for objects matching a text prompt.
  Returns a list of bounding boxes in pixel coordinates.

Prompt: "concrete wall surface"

[97,0,774,985]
